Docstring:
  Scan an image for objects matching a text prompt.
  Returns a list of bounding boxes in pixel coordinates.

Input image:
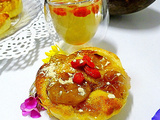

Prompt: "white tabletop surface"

[0,0,160,120]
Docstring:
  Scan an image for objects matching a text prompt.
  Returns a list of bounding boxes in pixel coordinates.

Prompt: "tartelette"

[35,47,131,120]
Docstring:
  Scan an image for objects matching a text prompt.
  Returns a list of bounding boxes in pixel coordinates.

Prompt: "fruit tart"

[0,0,23,18]
[0,0,23,34]
[35,47,131,120]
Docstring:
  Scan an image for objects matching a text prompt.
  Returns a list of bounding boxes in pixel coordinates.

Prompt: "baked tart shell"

[35,47,131,120]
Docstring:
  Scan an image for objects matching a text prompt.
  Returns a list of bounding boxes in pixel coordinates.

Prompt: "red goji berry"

[91,4,99,14]
[73,7,91,17]
[71,59,86,68]
[83,55,95,68]
[83,55,91,61]
[53,8,67,16]
[73,73,84,84]
[84,66,101,78]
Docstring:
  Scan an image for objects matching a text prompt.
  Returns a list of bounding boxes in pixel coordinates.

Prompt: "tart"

[35,47,131,120]
[0,0,23,18]
[0,0,23,35]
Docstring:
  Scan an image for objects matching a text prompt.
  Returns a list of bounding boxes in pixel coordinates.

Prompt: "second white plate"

[0,0,42,40]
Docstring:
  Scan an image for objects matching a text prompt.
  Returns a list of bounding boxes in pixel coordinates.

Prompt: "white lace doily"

[0,11,52,60]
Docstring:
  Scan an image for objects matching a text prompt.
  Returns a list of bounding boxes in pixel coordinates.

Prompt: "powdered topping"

[41,63,75,85]
[116,73,121,76]
[108,94,115,99]
[100,57,105,62]
[80,59,84,64]
[58,77,74,84]
[106,82,110,85]
[41,63,56,77]
[105,61,110,66]
[49,82,56,87]
[78,109,84,112]
[59,91,63,95]
[78,87,86,96]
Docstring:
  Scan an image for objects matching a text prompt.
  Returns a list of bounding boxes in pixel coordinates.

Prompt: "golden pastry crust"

[0,0,22,35]
[0,0,23,18]
[35,47,131,120]
[0,13,11,34]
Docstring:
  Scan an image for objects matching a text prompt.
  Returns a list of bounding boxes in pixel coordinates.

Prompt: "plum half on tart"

[35,47,131,120]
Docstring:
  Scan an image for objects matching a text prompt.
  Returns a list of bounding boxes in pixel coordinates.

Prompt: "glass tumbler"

[44,0,109,46]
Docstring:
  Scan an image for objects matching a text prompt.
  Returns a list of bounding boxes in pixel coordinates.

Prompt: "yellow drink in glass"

[48,0,102,45]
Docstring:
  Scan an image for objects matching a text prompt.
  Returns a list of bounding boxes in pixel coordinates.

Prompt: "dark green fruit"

[108,0,156,15]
